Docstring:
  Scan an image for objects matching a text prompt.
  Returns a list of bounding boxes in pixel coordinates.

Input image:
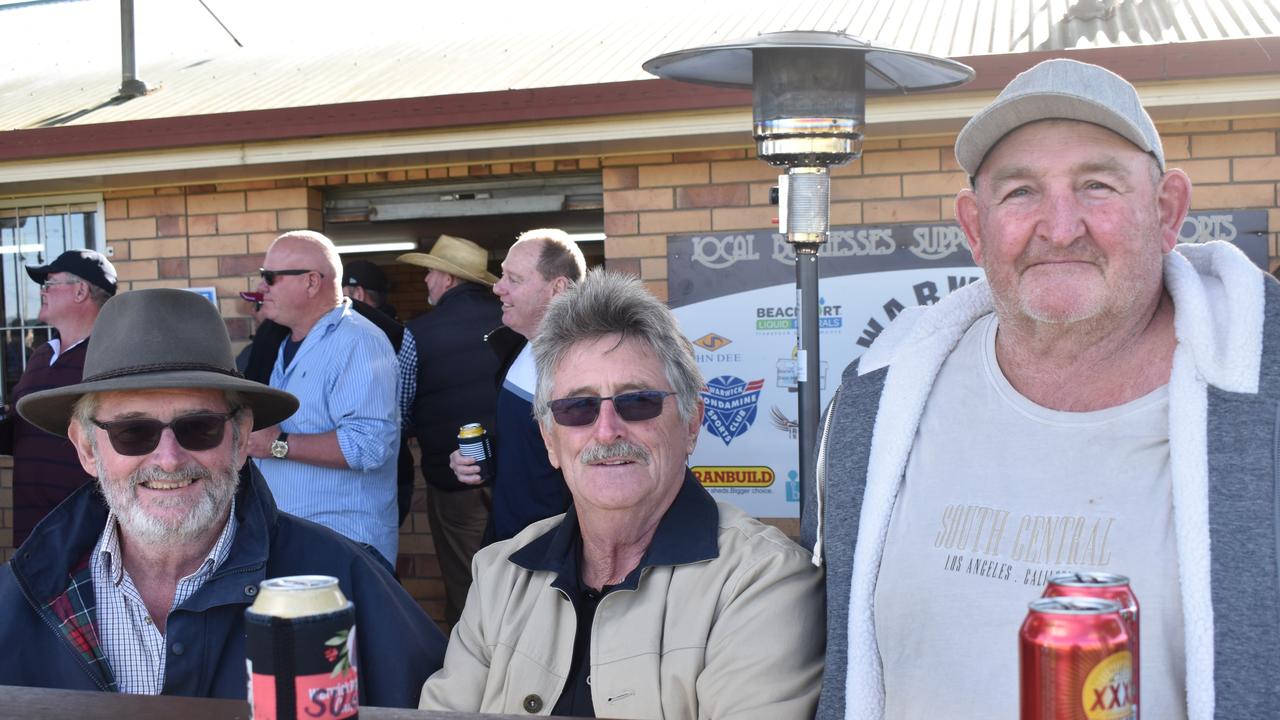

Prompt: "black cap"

[342,260,389,293]
[26,249,118,296]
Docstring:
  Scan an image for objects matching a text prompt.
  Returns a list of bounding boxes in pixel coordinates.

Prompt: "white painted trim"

[0,76,1277,190]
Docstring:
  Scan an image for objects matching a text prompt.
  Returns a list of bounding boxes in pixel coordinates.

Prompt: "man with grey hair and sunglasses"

[0,288,444,702]
[421,269,823,718]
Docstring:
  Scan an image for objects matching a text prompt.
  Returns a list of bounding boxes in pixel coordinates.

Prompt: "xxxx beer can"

[1020,597,1135,720]
[1044,573,1140,718]
[457,422,495,483]
[246,575,358,720]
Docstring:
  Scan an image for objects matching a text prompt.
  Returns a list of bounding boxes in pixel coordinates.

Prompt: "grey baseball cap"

[955,59,1164,178]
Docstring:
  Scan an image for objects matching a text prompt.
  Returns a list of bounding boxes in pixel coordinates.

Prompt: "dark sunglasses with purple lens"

[548,390,675,427]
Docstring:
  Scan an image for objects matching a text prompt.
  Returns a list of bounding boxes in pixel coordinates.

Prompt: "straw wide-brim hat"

[397,234,498,286]
[18,288,298,437]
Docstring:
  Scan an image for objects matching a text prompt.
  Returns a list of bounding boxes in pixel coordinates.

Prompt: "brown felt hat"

[397,234,498,286]
[18,288,298,437]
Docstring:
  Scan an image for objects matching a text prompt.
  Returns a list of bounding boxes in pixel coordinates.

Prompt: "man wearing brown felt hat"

[397,234,502,625]
[0,287,444,703]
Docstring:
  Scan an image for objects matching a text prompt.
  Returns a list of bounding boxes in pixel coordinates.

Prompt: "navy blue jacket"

[405,281,504,491]
[483,325,571,542]
[0,463,445,706]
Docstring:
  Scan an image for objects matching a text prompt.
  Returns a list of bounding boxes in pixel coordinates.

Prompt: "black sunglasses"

[548,390,675,427]
[259,268,318,286]
[91,411,237,456]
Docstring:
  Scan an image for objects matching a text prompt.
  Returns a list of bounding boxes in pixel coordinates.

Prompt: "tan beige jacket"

[419,487,824,718]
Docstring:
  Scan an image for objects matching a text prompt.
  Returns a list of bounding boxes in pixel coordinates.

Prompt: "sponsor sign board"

[669,210,1268,517]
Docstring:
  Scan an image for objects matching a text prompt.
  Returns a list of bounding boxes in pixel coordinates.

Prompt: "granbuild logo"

[690,234,760,270]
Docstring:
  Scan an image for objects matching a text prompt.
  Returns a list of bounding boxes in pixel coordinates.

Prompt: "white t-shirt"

[874,313,1186,719]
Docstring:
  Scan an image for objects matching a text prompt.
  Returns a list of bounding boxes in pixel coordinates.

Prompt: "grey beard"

[94,439,240,545]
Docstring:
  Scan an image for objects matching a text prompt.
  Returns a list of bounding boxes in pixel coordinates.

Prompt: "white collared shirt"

[47,336,87,366]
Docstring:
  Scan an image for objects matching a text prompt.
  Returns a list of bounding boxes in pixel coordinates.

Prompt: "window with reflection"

[0,196,103,404]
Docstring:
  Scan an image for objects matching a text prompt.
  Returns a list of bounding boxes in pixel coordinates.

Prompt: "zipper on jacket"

[1273,403,1280,625]
[811,386,841,568]
[13,569,111,691]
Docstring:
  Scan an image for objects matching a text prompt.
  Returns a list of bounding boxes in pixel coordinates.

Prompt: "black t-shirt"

[282,336,304,369]
[551,539,628,718]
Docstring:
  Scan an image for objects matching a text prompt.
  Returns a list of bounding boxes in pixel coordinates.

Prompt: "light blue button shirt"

[254,299,400,563]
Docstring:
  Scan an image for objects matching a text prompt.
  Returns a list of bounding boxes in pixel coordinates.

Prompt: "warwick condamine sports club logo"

[701,375,765,446]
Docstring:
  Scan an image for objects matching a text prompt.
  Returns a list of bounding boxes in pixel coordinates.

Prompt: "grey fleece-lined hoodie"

[803,241,1280,720]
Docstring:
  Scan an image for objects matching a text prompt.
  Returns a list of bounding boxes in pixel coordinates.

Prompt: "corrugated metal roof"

[1,0,1277,132]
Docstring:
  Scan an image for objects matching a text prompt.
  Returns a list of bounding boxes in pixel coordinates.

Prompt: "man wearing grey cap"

[0,248,116,547]
[806,59,1279,719]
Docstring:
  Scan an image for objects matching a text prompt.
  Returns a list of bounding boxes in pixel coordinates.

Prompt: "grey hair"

[532,268,703,428]
[72,389,248,437]
[69,274,112,308]
[516,228,586,284]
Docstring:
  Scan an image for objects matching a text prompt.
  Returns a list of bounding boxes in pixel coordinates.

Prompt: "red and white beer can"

[246,575,359,720]
[1020,596,1135,720]
[1043,572,1140,718]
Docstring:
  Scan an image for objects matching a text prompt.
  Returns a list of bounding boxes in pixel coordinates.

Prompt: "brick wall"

[2,117,1278,625]
[603,117,1280,295]
[104,181,325,343]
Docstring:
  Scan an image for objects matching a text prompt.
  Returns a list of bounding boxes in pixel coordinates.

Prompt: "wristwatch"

[270,431,290,459]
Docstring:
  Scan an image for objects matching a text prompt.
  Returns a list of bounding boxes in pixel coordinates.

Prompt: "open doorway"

[323,174,603,321]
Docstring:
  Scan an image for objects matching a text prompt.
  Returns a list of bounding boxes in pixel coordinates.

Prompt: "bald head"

[271,231,342,288]
[259,231,345,339]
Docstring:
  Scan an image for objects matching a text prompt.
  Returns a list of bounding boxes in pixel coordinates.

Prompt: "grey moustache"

[580,439,651,465]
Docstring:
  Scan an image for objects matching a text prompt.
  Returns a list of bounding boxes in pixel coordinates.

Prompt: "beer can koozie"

[1020,597,1134,720]
[457,422,495,483]
[1043,572,1140,718]
[246,575,358,720]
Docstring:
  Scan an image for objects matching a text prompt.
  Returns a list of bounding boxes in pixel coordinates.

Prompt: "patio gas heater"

[644,32,972,529]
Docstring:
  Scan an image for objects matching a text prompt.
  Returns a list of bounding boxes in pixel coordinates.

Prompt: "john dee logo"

[692,333,732,351]
[700,375,765,446]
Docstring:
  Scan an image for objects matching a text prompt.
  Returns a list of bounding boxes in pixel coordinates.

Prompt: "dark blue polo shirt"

[510,469,720,717]
[491,371,571,541]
